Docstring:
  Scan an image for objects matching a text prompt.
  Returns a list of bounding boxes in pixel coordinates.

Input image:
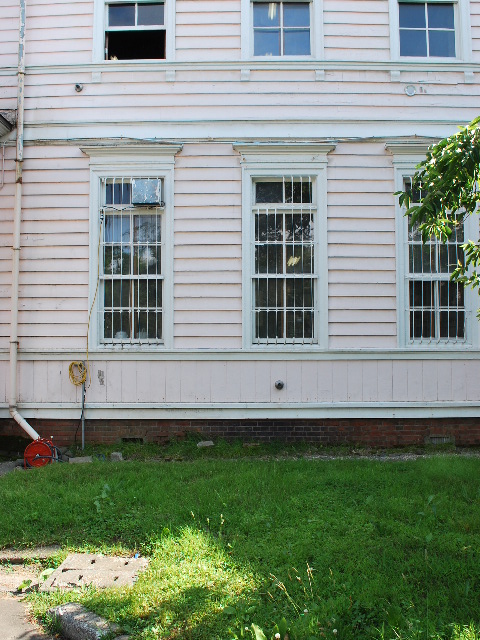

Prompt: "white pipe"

[9,0,40,442]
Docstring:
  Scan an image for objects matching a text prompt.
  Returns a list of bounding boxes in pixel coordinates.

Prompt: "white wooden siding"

[15,146,90,352]
[176,0,241,61]
[0,2,20,69]
[323,0,390,61]
[174,144,242,348]
[0,357,475,410]
[25,0,94,67]
[328,142,396,349]
[472,0,480,61]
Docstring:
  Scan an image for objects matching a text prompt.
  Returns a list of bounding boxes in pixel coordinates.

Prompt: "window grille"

[100,177,163,344]
[404,178,465,343]
[253,176,316,344]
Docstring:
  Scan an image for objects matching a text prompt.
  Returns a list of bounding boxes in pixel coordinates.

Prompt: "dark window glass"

[284,3,310,27]
[137,2,164,25]
[399,3,426,28]
[109,3,135,26]
[284,29,310,55]
[255,181,284,203]
[253,3,280,26]
[429,30,455,56]
[400,29,427,56]
[254,29,281,56]
[106,30,166,60]
[428,3,454,28]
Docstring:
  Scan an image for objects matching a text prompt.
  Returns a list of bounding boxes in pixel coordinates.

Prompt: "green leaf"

[17,579,32,592]
[41,568,55,580]
[223,606,236,616]
[251,623,267,640]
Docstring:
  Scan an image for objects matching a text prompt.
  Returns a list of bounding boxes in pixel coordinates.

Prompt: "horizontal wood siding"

[0,148,15,349]
[176,0,241,61]
[1,3,20,69]
[16,146,90,351]
[174,143,242,348]
[25,0,93,67]
[323,0,390,61]
[21,69,480,127]
[328,142,397,349]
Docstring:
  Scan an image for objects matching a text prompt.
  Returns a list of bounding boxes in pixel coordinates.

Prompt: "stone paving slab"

[0,546,61,565]
[40,554,148,592]
[48,603,122,640]
[0,595,53,640]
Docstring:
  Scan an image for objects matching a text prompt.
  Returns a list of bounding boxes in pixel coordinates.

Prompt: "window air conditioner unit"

[131,178,163,206]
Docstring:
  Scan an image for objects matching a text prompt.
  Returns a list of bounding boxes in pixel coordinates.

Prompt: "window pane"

[283,3,310,27]
[399,3,426,28]
[428,3,454,29]
[256,181,284,203]
[283,29,311,55]
[253,3,280,26]
[429,30,455,57]
[137,3,164,25]
[109,3,135,26]
[107,29,166,60]
[254,29,281,56]
[400,29,427,56]
[284,180,312,203]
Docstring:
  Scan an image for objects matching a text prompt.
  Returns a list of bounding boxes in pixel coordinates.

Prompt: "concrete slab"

[40,554,148,592]
[0,462,16,477]
[0,595,53,640]
[0,546,61,565]
[48,603,121,640]
[0,566,40,594]
[68,456,93,464]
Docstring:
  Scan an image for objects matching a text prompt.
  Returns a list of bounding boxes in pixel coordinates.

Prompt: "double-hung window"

[253,177,316,343]
[404,178,465,343]
[253,1,311,56]
[83,143,179,349]
[101,177,164,343]
[235,142,333,348]
[105,1,166,60]
[399,2,455,57]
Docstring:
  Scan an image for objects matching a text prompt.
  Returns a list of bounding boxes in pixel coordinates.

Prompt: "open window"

[105,1,166,60]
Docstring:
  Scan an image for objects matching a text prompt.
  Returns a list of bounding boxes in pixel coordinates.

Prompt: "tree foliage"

[397,116,480,311]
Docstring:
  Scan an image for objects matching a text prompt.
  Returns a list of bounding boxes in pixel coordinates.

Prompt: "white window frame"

[81,144,182,350]
[388,0,473,63]
[93,0,176,63]
[241,0,324,61]
[234,142,335,350]
[388,141,479,349]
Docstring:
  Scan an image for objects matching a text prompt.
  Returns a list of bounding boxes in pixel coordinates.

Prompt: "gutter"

[9,0,40,441]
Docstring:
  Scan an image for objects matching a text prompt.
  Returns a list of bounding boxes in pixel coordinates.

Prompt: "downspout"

[9,0,40,441]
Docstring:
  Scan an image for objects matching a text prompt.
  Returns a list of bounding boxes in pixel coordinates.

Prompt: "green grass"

[1,453,480,640]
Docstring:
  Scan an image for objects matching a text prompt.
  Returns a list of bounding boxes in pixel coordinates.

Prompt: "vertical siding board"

[451,360,467,402]
[285,362,303,404]
[18,362,34,404]
[436,362,453,403]
[179,361,197,403]
[392,361,409,402]
[87,363,107,405]
[362,361,378,402]
[33,360,49,403]
[377,360,393,402]
[120,361,138,403]
[46,361,63,403]
[195,362,212,402]
[165,362,182,403]
[254,361,272,403]
[224,361,244,403]
[347,361,363,401]
[270,362,287,404]
[422,361,439,402]
[332,362,348,402]
[210,361,228,403]
[316,361,332,403]
[301,361,320,402]
[407,361,423,403]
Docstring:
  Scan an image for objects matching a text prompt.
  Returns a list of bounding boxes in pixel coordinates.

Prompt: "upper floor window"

[253,2,311,56]
[105,1,166,60]
[399,2,455,57]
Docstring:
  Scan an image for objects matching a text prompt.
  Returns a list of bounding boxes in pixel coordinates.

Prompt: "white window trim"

[387,141,479,349]
[234,142,335,350]
[241,0,324,61]
[388,0,472,63]
[93,0,176,63]
[81,144,182,350]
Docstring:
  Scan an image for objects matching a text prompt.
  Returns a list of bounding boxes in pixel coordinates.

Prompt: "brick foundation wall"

[1,417,480,448]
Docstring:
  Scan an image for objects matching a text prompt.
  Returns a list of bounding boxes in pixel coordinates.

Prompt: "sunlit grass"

[1,454,480,639]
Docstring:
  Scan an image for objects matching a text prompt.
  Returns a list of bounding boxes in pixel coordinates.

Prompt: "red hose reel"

[24,438,59,468]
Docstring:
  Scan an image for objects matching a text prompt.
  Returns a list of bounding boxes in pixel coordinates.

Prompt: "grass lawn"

[0,445,480,640]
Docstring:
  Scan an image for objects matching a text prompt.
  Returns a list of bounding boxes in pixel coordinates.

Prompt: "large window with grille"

[100,177,163,344]
[252,176,316,344]
[405,178,465,343]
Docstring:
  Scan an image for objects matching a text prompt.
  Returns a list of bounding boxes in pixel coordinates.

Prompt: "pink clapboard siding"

[176,0,241,61]
[0,2,20,69]
[0,357,473,409]
[328,142,396,349]
[25,0,94,67]
[174,143,242,349]
[323,0,390,61]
